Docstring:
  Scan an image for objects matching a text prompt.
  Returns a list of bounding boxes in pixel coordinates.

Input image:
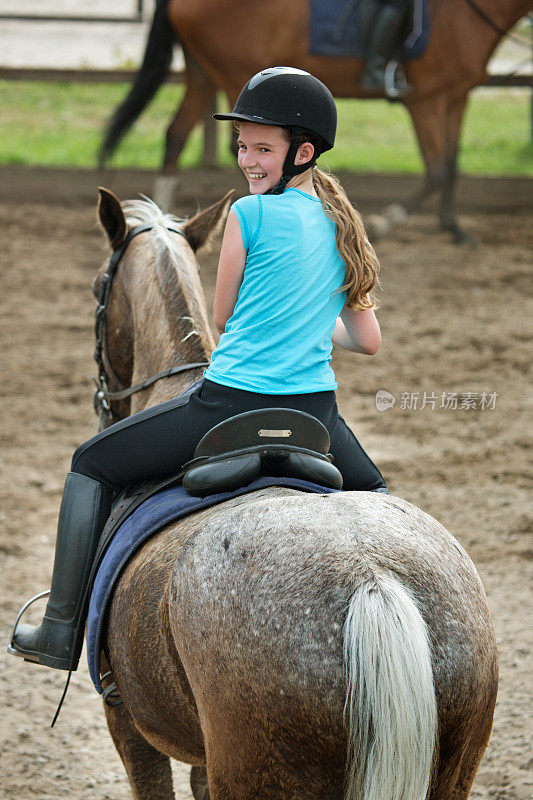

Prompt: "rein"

[464,0,532,46]
[94,223,209,424]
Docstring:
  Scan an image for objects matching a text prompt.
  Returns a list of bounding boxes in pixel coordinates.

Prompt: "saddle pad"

[87,476,340,691]
[309,0,430,60]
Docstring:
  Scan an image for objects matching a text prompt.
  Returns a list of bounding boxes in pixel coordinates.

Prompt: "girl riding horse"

[10,67,388,673]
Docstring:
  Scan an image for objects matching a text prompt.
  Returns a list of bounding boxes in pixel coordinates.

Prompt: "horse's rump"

[106,488,497,796]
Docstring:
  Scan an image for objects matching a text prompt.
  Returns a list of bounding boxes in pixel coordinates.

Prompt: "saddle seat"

[183,408,343,497]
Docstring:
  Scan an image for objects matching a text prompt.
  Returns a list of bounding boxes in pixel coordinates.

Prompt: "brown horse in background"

[99,0,531,243]
[93,187,498,799]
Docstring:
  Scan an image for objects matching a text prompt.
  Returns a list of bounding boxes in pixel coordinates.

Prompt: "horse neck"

[431,0,530,78]
[464,0,530,33]
[126,234,215,413]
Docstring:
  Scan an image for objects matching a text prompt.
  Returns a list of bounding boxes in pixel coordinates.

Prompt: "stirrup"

[7,590,50,660]
[384,60,411,99]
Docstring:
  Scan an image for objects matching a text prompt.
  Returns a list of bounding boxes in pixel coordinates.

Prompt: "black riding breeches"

[71,379,387,492]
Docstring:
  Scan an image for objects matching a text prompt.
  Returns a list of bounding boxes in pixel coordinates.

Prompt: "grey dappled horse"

[93,188,498,799]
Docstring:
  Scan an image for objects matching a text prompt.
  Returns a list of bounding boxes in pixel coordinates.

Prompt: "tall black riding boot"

[360,3,411,97]
[358,0,382,47]
[8,472,113,671]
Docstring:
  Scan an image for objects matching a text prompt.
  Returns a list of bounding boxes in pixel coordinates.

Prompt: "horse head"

[92,187,233,426]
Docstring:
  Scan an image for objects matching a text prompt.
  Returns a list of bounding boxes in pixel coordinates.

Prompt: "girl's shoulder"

[231,191,322,246]
[231,194,263,251]
[232,193,262,216]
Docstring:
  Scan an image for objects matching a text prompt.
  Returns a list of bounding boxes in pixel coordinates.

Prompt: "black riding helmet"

[213,67,337,194]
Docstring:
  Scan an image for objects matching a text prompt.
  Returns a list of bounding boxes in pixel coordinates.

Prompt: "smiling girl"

[206,67,387,490]
[9,67,387,675]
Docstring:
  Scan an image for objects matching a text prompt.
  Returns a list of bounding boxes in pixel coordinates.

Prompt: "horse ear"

[183,190,235,253]
[98,187,127,250]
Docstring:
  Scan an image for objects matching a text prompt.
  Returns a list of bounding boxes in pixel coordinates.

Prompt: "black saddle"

[182,408,343,497]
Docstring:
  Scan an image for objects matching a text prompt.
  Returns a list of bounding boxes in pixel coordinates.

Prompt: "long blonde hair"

[313,168,380,309]
[289,129,381,309]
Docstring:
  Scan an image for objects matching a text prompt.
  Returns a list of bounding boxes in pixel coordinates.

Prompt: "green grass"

[0,80,531,175]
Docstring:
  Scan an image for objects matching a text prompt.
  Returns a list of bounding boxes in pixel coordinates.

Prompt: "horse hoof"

[366,214,389,241]
[456,233,478,248]
[367,203,408,241]
[383,202,409,225]
[447,224,478,247]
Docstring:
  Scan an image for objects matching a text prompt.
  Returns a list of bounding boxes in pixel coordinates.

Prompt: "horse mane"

[120,197,212,356]
[122,196,186,258]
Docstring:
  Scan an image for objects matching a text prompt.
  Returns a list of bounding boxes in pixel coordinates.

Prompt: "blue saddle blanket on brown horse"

[86,476,340,692]
[310,0,430,59]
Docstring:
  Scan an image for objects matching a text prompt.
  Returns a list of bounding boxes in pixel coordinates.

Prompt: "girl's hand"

[332,304,382,354]
[212,210,247,334]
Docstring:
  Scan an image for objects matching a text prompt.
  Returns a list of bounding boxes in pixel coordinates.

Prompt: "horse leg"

[406,91,475,245]
[432,715,497,799]
[102,672,175,800]
[163,57,217,174]
[430,653,498,800]
[449,731,496,800]
[403,94,449,214]
[154,56,217,209]
[439,94,477,245]
[190,766,210,799]
[366,95,448,240]
[229,126,239,159]
[186,701,345,799]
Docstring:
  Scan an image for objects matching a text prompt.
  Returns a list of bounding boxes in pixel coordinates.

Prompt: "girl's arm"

[332,304,382,355]
[212,209,247,334]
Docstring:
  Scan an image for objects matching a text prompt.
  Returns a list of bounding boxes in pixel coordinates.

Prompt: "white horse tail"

[343,572,437,800]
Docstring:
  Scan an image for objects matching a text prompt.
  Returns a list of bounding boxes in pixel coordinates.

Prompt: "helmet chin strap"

[266,136,317,196]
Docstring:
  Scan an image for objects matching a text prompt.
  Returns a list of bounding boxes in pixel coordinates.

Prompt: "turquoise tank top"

[204,188,347,394]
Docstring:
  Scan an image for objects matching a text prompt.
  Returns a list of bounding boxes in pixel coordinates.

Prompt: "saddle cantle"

[183,408,343,496]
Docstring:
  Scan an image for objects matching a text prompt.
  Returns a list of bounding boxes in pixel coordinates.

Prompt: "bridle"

[464,1,532,45]
[93,223,209,425]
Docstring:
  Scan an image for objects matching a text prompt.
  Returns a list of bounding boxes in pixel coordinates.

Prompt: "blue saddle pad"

[309,0,430,60]
[87,477,340,691]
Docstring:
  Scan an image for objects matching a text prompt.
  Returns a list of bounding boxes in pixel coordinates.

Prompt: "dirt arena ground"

[1,168,531,799]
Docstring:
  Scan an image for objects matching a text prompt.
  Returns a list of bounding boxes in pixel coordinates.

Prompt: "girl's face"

[237,122,290,194]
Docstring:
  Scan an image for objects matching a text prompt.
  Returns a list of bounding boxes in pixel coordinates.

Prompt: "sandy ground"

[0,169,531,799]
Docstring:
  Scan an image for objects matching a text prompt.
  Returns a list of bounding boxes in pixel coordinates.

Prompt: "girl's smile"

[237,122,290,194]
